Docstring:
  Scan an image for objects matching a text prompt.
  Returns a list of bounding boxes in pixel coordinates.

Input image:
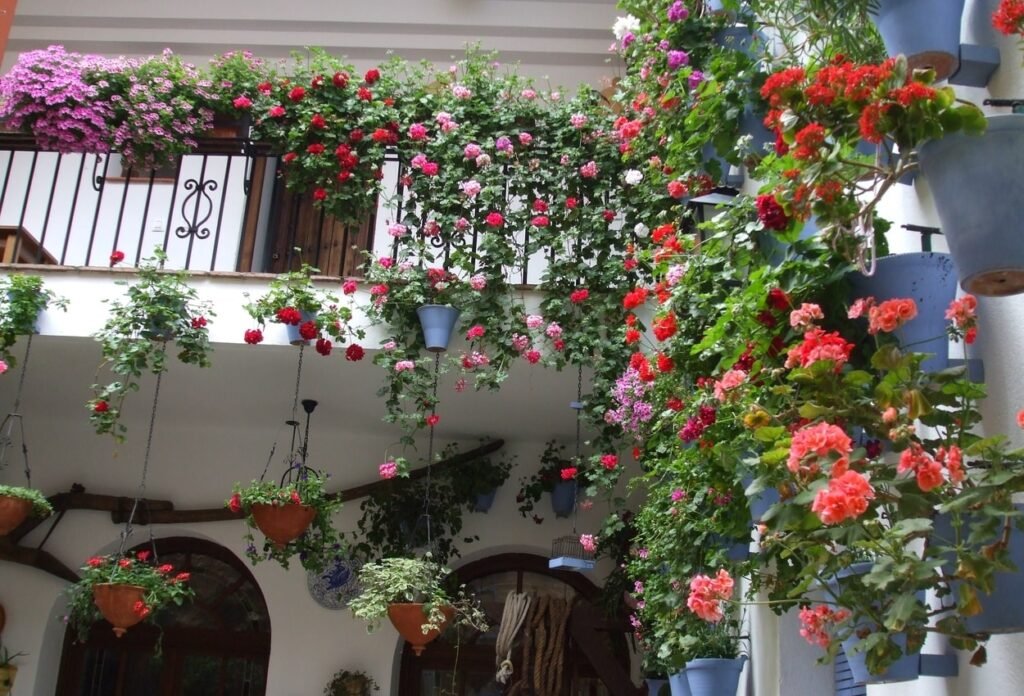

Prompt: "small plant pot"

[416,305,460,352]
[472,488,498,513]
[549,480,577,518]
[93,583,146,637]
[0,495,32,536]
[0,664,16,696]
[284,310,318,346]
[684,656,746,696]
[668,670,692,696]
[250,502,316,547]
[645,677,669,696]
[870,0,965,80]
[387,602,455,656]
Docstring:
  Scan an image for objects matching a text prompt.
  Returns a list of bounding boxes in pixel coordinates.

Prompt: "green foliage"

[202,51,276,116]
[0,646,26,668]
[88,248,213,442]
[0,485,53,518]
[324,669,378,696]
[516,440,580,520]
[0,274,67,367]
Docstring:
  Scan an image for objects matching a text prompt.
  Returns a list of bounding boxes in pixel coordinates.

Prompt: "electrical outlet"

[151,219,165,234]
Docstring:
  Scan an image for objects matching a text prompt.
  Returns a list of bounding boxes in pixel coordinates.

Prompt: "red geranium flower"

[244,328,264,345]
[426,414,440,427]
[228,493,242,513]
[315,337,332,356]
[570,288,589,304]
[345,344,365,361]
[310,114,326,129]
[357,87,372,101]
[109,250,125,266]
[275,307,302,325]
[485,211,504,228]
[288,86,306,102]
[560,467,578,480]
[191,316,207,329]
[299,321,319,340]
[332,71,349,88]
[364,68,381,83]
[268,105,286,118]
[93,400,109,413]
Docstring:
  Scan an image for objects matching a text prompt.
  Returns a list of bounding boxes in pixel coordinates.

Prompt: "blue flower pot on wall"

[870,0,966,80]
[848,252,958,373]
[684,656,746,696]
[668,670,692,696]
[549,480,576,518]
[918,114,1024,296]
[284,310,317,346]
[416,304,460,352]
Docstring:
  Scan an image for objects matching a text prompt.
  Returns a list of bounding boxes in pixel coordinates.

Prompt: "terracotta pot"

[251,502,316,546]
[0,495,32,536]
[386,603,455,656]
[92,583,146,637]
[0,664,16,696]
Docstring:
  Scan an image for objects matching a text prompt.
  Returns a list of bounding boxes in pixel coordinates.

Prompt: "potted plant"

[88,248,214,442]
[681,614,747,696]
[200,50,273,133]
[517,440,583,521]
[0,274,68,369]
[323,669,378,696]
[0,647,24,696]
[0,485,52,536]
[349,555,488,656]
[66,549,195,639]
[243,260,363,353]
[228,467,343,573]
[869,0,966,80]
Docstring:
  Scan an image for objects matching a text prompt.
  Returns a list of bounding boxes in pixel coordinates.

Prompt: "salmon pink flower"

[811,470,874,525]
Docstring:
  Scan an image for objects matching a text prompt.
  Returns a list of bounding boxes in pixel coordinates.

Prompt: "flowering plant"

[88,248,213,442]
[349,554,488,635]
[0,45,114,153]
[243,260,363,357]
[0,484,54,518]
[324,669,378,696]
[85,50,213,170]
[994,0,1024,41]
[200,50,275,118]
[0,274,67,368]
[65,549,195,642]
[515,440,589,521]
[228,468,343,572]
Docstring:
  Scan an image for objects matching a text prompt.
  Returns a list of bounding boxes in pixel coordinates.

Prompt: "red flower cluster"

[785,328,854,371]
[298,320,319,340]
[345,344,365,361]
[570,288,589,304]
[315,337,332,356]
[623,287,649,310]
[93,400,109,413]
[244,328,264,345]
[652,312,677,341]
[867,297,916,335]
[109,250,125,266]
[994,0,1024,35]
[560,467,578,480]
[756,194,790,231]
[275,306,302,325]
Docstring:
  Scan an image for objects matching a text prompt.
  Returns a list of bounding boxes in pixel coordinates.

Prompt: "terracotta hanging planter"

[386,602,455,656]
[251,502,316,547]
[92,583,146,637]
[0,495,31,536]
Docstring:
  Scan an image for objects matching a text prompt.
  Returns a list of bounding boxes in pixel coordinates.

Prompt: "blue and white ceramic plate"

[307,557,362,610]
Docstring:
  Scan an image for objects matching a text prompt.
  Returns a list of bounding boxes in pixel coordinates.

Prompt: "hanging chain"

[571,364,583,535]
[0,336,35,487]
[423,352,441,549]
[261,345,305,483]
[118,343,167,556]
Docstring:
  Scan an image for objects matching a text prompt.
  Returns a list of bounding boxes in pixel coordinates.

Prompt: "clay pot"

[387,603,455,656]
[251,502,315,546]
[0,495,31,536]
[0,665,16,696]
[93,583,146,637]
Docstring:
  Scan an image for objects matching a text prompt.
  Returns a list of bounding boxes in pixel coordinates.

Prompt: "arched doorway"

[55,537,270,696]
[397,553,635,696]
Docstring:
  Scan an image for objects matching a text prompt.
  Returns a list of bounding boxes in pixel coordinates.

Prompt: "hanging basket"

[870,0,965,80]
[251,502,316,546]
[284,310,318,346]
[416,305,460,352]
[386,602,455,656]
[92,583,146,637]
[549,480,577,518]
[847,252,959,373]
[0,665,16,696]
[683,657,747,696]
[472,488,498,513]
[918,114,1024,296]
[0,495,31,535]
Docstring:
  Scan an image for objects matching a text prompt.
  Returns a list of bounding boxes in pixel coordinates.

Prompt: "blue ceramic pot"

[700,143,743,188]
[472,488,497,513]
[684,657,746,696]
[918,114,1024,296]
[645,677,669,696]
[549,480,576,518]
[668,670,692,696]
[742,475,781,523]
[870,0,966,80]
[847,252,958,373]
[284,310,317,346]
[416,304,460,352]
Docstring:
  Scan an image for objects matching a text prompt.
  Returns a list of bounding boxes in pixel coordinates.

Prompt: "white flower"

[624,169,643,185]
[633,223,649,238]
[612,15,640,40]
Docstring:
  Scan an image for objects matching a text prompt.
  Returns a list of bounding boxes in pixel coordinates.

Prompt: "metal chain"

[291,344,305,422]
[118,343,167,556]
[571,364,583,534]
[0,336,35,486]
[423,352,441,548]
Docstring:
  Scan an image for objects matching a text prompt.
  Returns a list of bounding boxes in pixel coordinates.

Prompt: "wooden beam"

[0,538,78,583]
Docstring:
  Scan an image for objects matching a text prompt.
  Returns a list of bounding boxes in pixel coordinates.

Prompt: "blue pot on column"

[684,656,746,696]
[668,670,692,696]
[417,304,460,352]
[645,677,669,696]
[918,114,1024,296]
[549,480,576,518]
[847,252,958,373]
[870,0,966,81]
[284,310,317,346]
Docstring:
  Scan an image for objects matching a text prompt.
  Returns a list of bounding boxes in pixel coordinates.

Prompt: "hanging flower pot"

[92,583,147,637]
[918,114,1024,296]
[472,488,498,513]
[870,0,966,80]
[549,480,577,518]
[668,670,692,696]
[645,676,669,696]
[284,310,318,346]
[250,502,316,547]
[386,602,455,656]
[684,656,747,696]
[0,495,31,536]
[0,664,16,696]
[416,305,460,352]
[848,252,958,373]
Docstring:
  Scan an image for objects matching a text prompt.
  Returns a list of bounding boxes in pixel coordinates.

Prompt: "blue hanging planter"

[549,480,576,518]
[472,488,498,513]
[918,114,1024,296]
[668,670,692,696]
[645,677,669,696]
[416,304,460,352]
[284,310,318,346]
[870,0,966,80]
[848,252,958,373]
[684,656,746,696]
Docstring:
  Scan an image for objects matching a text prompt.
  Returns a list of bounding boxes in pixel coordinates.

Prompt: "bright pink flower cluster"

[945,294,979,344]
[898,442,964,491]
[811,469,875,525]
[867,298,917,335]
[787,422,853,477]
[785,328,854,371]
[713,369,747,402]
[799,605,851,649]
[789,302,824,329]
[687,569,734,623]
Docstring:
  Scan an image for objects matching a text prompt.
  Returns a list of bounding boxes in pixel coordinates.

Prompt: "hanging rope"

[0,335,35,487]
[495,591,532,684]
[117,343,167,557]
